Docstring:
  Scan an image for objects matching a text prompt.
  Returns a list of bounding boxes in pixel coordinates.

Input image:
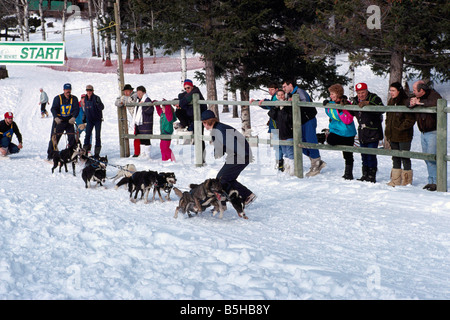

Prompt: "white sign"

[0,42,65,65]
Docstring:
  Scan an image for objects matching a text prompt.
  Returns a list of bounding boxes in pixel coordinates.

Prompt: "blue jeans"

[271,131,284,161]
[421,131,437,184]
[281,138,294,160]
[302,118,320,159]
[1,137,20,154]
[360,141,379,168]
[84,120,102,150]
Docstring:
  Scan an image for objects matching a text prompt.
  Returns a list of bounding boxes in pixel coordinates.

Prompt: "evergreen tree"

[288,0,450,86]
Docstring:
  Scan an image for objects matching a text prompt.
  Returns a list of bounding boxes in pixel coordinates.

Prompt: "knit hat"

[4,112,13,119]
[201,110,216,121]
[123,84,134,91]
[63,83,72,90]
[355,83,368,91]
[184,79,194,88]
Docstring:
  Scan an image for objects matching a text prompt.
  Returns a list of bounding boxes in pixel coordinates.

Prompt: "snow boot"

[401,170,413,186]
[141,145,151,158]
[284,158,295,176]
[387,168,402,187]
[357,165,369,181]
[277,158,284,172]
[366,167,377,183]
[94,145,102,158]
[306,157,326,177]
[342,164,353,180]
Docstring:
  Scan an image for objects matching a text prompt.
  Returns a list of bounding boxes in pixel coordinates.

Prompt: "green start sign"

[0,42,65,65]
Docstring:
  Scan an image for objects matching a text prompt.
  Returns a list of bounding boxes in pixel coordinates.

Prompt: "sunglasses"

[86,89,93,91]
[184,86,192,89]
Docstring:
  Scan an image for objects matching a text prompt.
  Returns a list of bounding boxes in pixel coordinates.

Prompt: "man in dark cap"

[46,83,79,160]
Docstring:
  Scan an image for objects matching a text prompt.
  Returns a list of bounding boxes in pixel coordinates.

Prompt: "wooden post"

[193,93,203,167]
[292,94,303,178]
[436,99,447,192]
[114,0,129,157]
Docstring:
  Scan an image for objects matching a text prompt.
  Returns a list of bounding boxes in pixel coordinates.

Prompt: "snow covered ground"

[0,18,449,300]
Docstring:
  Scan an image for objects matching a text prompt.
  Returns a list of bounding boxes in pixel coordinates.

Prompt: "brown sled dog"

[173,178,224,218]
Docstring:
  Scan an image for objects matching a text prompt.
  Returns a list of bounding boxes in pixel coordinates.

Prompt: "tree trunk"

[125,39,132,63]
[22,0,29,41]
[222,73,229,113]
[62,0,68,60]
[389,50,403,86]
[15,0,24,41]
[205,57,219,119]
[88,0,96,56]
[240,89,251,136]
[39,0,46,41]
[232,90,238,118]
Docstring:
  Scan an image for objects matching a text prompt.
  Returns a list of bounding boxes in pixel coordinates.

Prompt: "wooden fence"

[119,94,449,192]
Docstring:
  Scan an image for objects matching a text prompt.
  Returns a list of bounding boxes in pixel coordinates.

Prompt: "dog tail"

[189,183,199,189]
[115,177,130,189]
[173,187,184,199]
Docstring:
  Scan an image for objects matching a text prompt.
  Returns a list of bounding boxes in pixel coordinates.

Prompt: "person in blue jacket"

[201,110,257,208]
[0,112,23,157]
[282,79,326,177]
[251,83,285,172]
[323,84,357,180]
[83,85,104,158]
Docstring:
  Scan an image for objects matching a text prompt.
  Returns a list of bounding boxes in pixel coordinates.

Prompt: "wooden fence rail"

[118,95,449,192]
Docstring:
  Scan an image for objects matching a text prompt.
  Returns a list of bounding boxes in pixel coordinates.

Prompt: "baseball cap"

[63,83,72,90]
[355,83,368,91]
[4,112,13,119]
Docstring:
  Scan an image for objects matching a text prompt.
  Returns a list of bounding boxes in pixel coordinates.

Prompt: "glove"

[54,117,62,125]
[69,117,76,125]
[358,101,370,108]
[322,100,330,106]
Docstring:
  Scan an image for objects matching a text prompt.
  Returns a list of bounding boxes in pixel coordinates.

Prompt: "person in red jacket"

[0,112,23,157]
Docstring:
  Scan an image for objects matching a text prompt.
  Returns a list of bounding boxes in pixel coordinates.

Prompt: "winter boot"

[45,110,49,117]
[366,167,377,183]
[277,158,285,172]
[94,145,102,158]
[285,158,295,176]
[141,145,151,158]
[387,168,402,187]
[401,170,413,186]
[305,157,326,177]
[342,164,353,180]
[357,166,369,181]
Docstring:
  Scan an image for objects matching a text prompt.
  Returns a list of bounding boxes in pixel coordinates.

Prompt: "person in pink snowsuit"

[155,103,176,161]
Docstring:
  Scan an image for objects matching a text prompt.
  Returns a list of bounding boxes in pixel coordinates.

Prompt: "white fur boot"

[141,145,151,158]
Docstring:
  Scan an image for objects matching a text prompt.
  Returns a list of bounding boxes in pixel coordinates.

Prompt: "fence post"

[292,94,303,178]
[436,99,447,192]
[193,93,203,167]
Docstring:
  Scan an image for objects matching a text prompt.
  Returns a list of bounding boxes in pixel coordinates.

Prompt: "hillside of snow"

[0,17,449,300]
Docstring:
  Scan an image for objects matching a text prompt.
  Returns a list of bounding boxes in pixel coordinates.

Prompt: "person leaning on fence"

[408,80,442,192]
[0,112,23,157]
[155,102,176,161]
[250,83,285,172]
[282,79,326,177]
[115,84,139,156]
[133,85,154,159]
[323,84,357,180]
[268,89,295,175]
[46,83,79,160]
[201,109,257,208]
[351,82,384,183]
[83,85,104,158]
[175,79,207,162]
[39,88,49,118]
[385,82,416,187]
